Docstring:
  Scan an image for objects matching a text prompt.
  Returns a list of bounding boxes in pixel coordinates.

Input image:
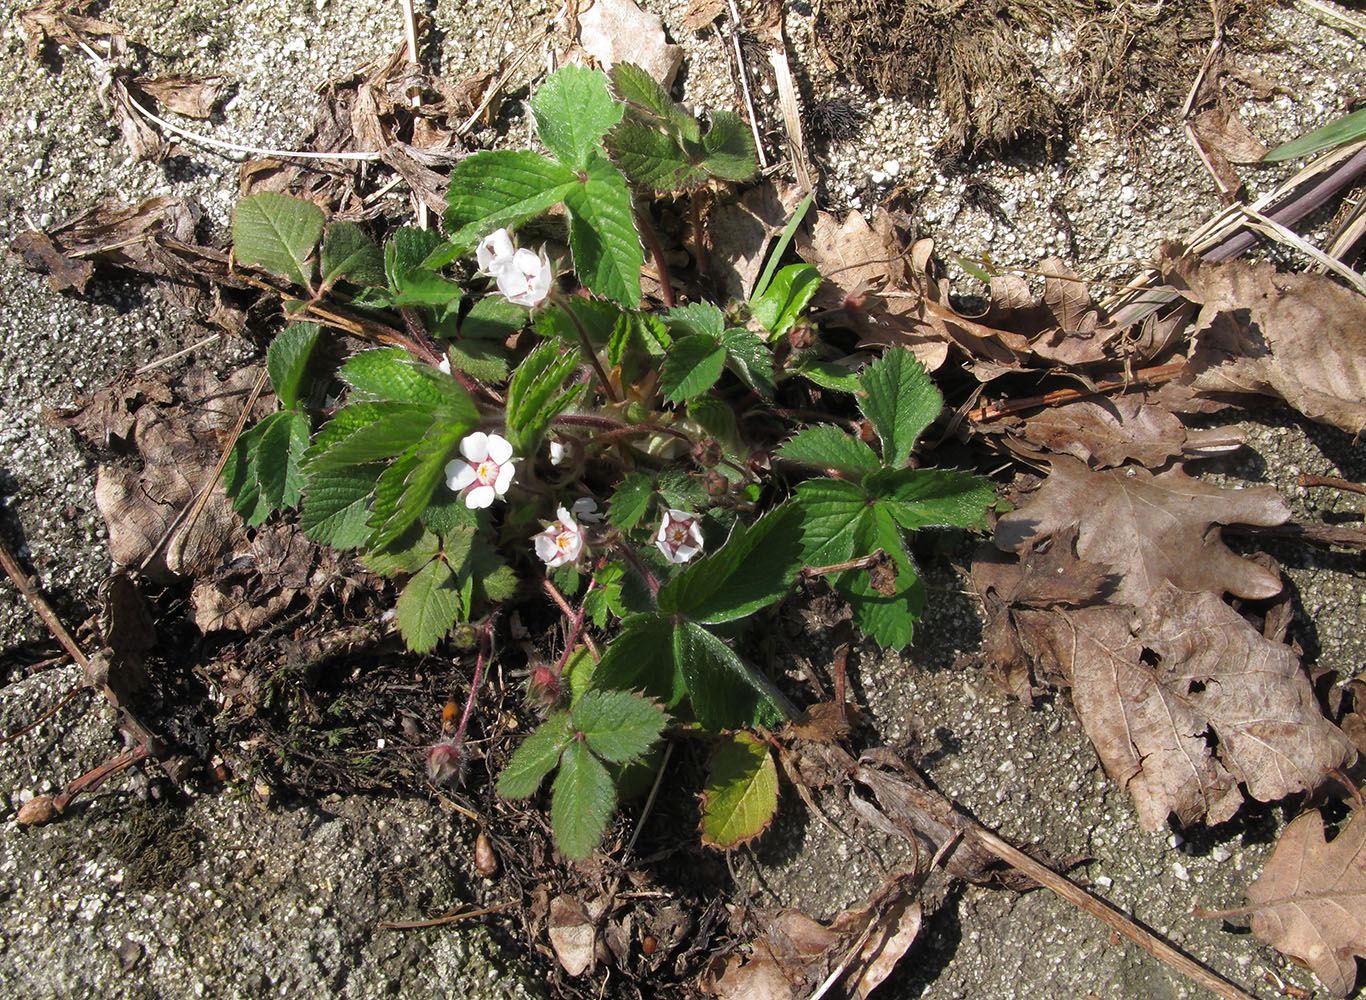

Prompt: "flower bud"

[426,739,468,785]
[527,665,563,709]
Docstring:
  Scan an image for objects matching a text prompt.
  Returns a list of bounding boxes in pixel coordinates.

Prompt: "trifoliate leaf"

[320,221,384,289]
[609,63,700,144]
[857,348,942,468]
[778,426,880,476]
[571,690,666,764]
[530,65,623,171]
[266,322,320,411]
[300,464,377,548]
[606,117,709,192]
[657,506,802,624]
[562,151,643,306]
[497,711,575,798]
[551,739,617,859]
[793,477,871,566]
[231,192,323,289]
[701,732,779,849]
[443,151,578,249]
[395,557,462,654]
[661,335,726,403]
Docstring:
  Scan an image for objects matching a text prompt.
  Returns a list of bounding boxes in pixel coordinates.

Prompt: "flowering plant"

[224,63,995,859]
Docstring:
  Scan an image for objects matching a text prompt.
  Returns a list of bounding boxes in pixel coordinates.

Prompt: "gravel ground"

[1,0,1364,997]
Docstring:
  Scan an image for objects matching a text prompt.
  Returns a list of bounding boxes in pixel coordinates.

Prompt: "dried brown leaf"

[1246,809,1366,997]
[18,1,126,62]
[1018,397,1243,469]
[699,874,921,1000]
[1169,253,1366,434]
[132,75,225,119]
[548,895,597,977]
[577,0,683,91]
[996,457,1288,605]
[707,182,805,301]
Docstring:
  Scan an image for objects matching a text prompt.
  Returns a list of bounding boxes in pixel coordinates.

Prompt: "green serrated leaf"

[395,557,462,653]
[551,739,616,859]
[266,322,321,411]
[571,690,666,764]
[608,472,655,530]
[320,221,384,288]
[534,296,623,347]
[607,310,670,371]
[778,426,879,476]
[300,464,377,548]
[361,524,441,576]
[340,348,445,406]
[796,359,862,394]
[589,613,686,707]
[835,505,923,648]
[656,469,706,510]
[701,732,779,849]
[505,340,583,455]
[443,340,510,382]
[687,395,737,443]
[610,63,700,143]
[858,348,942,468]
[420,490,480,537]
[389,226,446,277]
[256,410,310,509]
[606,117,709,192]
[531,65,623,171]
[661,302,726,339]
[750,263,819,340]
[497,711,574,798]
[303,403,434,470]
[222,417,272,526]
[865,467,995,531]
[367,416,469,550]
[657,507,801,624]
[366,444,420,543]
[469,531,519,604]
[719,327,774,397]
[673,621,787,731]
[562,151,643,306]
[793,477,872,566]
[444,150,578,248]
[661,335,726,403]
[699,110,759,181]
[231,193,324,289]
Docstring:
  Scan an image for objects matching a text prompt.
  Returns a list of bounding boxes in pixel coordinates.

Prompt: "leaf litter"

[8,1,1366,998]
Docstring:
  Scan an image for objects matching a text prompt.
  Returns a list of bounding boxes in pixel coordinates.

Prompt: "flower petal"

[465,484,496,509]
[446,460,477,491]
[494,462,515,494]
[460,431,489,463]
[485,433,513,464]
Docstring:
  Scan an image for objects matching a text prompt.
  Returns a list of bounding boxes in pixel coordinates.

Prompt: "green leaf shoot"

[266,322,320,411]
[395,557,462,654]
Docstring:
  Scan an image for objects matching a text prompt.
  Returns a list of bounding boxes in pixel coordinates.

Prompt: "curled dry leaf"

[548,894,597,977]
[995,456,1289,606]
[1245,809,1366,997]
[699,873,921,1000]
[1168,252,1366,434]
[131,75,225,119]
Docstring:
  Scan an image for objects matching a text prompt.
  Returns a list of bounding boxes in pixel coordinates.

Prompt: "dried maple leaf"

[1168,253,1366,434]
[995,456,1288,606]
[1245,809,1366,997]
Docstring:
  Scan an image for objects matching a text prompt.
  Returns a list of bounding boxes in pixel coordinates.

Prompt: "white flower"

[475,228,553,308]
[534,507,584,568]
[445,432,516,509]
[476,228,516,275]
[493,246,553,307]
[548,439,568,467]
[571,497,603,523]
[655,508,704,564]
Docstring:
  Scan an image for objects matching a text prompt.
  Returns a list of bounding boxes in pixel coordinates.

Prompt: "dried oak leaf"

[1046,586,1355,830]
[995,456,1289,606]
[1168,253,1366,434]
[1246,809,1366,997]
[1018,396,1246,469]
